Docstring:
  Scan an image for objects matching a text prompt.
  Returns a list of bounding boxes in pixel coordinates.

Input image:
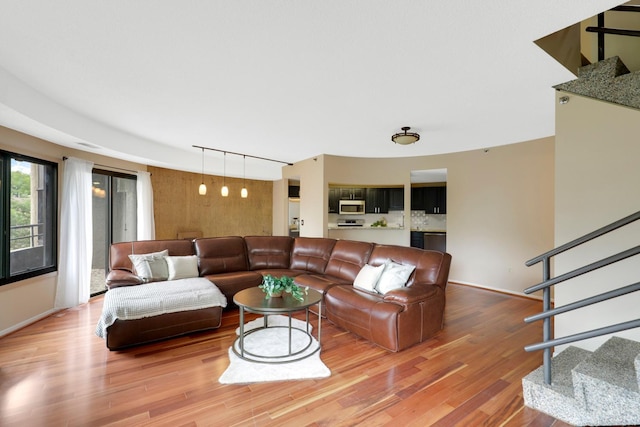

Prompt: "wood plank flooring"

[0,283,571,426]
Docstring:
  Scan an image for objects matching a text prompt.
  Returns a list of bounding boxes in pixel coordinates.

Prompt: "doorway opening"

[410,168,447,250]
[91,170,137,296]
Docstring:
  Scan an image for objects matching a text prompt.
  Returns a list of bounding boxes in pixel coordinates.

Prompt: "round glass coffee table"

[232,286,322,363]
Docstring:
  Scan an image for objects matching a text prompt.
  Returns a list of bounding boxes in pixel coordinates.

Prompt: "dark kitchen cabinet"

[388,188,404,211]
[328,187,340,213]
[365,188,389,213]
[412,186,446,213]
[424,186,446,214]
[410,231,424,249]
[288,185,300,198]
[339,187,365,200]
[411,187,426,210]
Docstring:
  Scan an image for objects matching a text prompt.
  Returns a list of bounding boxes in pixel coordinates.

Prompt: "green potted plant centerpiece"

[259,274,308,301]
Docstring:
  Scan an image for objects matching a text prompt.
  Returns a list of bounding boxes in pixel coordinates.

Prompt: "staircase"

[521,210,640,426]
[523,336,640,426]
[554,56,640,110]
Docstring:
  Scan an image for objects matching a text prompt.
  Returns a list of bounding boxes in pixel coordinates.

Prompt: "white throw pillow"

[165,255,199,280]
[128,250,169,282]
[376,261,416,294]
[353,263,386,292]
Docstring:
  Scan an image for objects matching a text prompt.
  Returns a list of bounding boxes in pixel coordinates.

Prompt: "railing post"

[542,258,552,385]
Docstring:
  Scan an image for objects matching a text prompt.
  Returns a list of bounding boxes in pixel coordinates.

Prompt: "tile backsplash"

[411,211,447,230]
[327,210,446,230]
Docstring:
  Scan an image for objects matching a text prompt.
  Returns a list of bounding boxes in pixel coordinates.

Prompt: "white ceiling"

[0,1,623,180]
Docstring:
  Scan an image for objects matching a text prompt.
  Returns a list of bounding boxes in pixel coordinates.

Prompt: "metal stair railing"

[523,210,640,385]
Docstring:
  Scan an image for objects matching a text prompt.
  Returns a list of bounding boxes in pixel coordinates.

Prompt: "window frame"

[0,150,58,286]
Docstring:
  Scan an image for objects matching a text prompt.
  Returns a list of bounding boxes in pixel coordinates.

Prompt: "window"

[91,170,137,295]
[0,151,57,285]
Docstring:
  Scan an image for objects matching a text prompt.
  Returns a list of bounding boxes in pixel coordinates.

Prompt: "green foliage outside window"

[10,169,32,250]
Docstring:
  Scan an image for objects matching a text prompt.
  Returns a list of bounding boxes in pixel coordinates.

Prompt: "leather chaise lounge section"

[105,235,452,352]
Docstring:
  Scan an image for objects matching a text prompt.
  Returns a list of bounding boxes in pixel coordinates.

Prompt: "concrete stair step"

[523,336,640,426]
[522,346,592,424]
[572,336,640,425]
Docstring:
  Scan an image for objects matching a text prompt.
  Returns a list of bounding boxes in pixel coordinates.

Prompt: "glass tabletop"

[233,286,322,313]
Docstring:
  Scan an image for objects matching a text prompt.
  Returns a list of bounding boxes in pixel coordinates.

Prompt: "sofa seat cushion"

[324,285,403,351]
[293,273,351,295]
[202,271,263,302]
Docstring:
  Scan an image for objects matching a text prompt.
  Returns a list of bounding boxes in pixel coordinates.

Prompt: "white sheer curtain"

[136,171,155,240]
[55,157,94,309]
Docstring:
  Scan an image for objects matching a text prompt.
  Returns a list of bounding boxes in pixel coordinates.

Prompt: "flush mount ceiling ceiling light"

[391,126,420,145]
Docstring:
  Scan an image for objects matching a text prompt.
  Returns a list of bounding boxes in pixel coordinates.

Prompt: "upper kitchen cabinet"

[411,187,426,210]
[411,185,446,213]
[424,186,446,214]
[288,185,300,198]
[339,187,365,200]
[388,188,404,211]
[328,187,340,213]
[365,188,389,213]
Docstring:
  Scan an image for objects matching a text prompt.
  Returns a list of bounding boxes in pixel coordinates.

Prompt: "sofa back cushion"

[290,237,337,274]
[324,239,374,282]
[110,239,195,273]
[244,235,293,270]
[194,236,249,275]
[368,245,451,290]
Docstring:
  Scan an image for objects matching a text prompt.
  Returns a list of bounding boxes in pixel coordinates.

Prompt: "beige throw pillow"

[128,250,169,282]
[164,255,199,280]
[376,260,416,294]
[353,263,386,292]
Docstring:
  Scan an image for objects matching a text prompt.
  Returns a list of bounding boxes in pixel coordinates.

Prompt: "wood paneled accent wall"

[149,166,273,239]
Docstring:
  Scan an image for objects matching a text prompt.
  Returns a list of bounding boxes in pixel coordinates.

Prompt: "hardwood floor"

[0,283,571,426]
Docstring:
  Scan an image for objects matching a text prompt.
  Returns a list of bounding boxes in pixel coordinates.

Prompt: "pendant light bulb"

[221,151,229,197]
[241,155,248,198]
[199,147,207,195]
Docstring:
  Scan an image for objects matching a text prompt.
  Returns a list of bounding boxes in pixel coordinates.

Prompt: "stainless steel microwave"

[339,200,365,214]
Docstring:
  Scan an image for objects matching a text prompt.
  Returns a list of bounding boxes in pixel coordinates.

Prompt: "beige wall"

[554,91,640,351]
[149,166,273,239]
[0,126,146,336]
[272,179,286,236]
[282,137,555,297]
[1,123,556,335]
[282,156,327,237]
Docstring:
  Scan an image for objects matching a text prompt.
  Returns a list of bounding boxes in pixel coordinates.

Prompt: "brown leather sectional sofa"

[105,236,452,352]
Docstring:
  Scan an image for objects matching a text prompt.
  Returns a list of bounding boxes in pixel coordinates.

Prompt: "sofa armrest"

[382,283,440,306]
[106,270,143,289]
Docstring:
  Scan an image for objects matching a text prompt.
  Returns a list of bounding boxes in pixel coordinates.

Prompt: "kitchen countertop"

[411,229,447,233]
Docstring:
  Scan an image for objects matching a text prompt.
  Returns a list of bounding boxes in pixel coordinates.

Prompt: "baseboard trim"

[0,308,59,338]
[448,280,547,302]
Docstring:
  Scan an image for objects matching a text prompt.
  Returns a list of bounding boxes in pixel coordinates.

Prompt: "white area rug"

[218,315,330,384]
